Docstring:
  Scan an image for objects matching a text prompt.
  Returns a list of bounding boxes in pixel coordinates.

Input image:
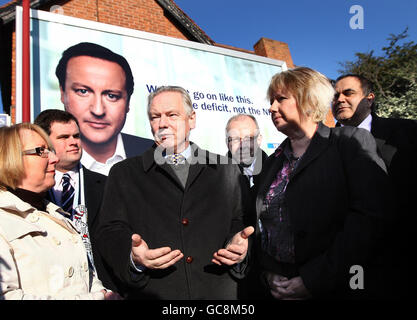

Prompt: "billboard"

[16,7,287,156]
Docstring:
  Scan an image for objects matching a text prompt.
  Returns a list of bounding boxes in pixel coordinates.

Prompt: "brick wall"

[41,0,189,40]
[254,37,294,69]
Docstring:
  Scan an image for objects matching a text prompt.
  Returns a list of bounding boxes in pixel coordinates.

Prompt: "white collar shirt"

[80,133,126,176]
[242,157,258,188]
[339,113,373,132]
[358,113,373,132]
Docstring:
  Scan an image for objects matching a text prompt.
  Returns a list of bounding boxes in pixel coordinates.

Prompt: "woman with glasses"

[0,123,112,299]
[252,67,391,299]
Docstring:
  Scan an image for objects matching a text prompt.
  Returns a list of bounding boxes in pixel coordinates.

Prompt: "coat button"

[71,235,79,244]
[67,266,74,277]
[28,213,39,223]
[181,218,189,226]
[52,237,61,246]
[186,256,193,264]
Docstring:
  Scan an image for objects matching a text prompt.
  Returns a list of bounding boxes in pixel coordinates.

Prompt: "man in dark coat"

[95,86,254,299]
[224,114,269,299]
[332,74,417,298]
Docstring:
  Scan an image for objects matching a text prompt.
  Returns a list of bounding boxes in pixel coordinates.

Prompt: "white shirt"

[81,133,126,176]
[358,113,373,132]
[241,157,258,188]
[340,113,373,132]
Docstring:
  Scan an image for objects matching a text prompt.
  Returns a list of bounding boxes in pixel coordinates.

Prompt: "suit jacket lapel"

[83,166,106,229]
[371,114,396,167]
[184,144,207,190]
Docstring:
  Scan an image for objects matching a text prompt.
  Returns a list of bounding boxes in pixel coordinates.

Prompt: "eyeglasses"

[22,147,55,158]
[227,135,258,144]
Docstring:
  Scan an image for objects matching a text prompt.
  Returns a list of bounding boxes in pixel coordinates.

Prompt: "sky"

[174,0,417,80]
[0,0,416,80]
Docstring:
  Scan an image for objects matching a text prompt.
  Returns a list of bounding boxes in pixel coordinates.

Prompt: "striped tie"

[61,173,75,216]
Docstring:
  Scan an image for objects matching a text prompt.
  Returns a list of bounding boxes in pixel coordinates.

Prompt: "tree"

[338,28,417,119]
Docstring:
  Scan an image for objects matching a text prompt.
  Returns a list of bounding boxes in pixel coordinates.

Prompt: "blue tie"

[61,173,75,216]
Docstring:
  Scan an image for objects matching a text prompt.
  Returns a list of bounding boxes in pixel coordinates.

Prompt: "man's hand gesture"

[131,234,183,270]
[212,226,254,266]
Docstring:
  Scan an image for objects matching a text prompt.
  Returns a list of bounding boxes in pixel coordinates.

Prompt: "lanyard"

[77,162,85,208]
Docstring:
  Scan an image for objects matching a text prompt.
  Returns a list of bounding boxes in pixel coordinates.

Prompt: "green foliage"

[338,28,417,120]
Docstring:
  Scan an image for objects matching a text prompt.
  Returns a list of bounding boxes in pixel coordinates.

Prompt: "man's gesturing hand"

[212,226,254,266]
[131,234,183,269]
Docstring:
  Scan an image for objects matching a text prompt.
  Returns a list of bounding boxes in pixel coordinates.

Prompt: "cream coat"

[0,190,105,300]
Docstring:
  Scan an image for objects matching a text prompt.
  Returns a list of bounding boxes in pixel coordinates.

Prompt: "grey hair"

[225,113,259,134]
[147,86,193,118]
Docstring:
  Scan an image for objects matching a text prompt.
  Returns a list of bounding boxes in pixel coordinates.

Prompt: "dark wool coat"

[253,123,392,299]
[94,143,248,299]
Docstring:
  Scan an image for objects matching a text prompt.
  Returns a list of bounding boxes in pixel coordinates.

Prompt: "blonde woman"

[0,123,116,299]
[253,67,390,299]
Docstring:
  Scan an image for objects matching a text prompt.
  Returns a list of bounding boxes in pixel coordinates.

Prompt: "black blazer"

[370,113,417,208]
[253,123,391,298]
[83,167,107,231]
[370,114,417,297]
[82,168,120,292]
[94,143,248,299]
[121,133,154,158]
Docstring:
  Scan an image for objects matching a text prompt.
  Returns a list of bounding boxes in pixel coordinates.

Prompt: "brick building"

[0,0,298,122]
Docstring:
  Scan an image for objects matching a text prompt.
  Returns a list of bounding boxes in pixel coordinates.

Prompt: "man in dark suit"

[225,114,268,189]
[55,42,154,176]
[95,86,254,299]
[332,74,417,298]
[225,114,268,298]
[34,109,118,293]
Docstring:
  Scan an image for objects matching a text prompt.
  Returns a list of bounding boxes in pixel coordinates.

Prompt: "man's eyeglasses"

[227,135,258,144]
[22,147,55,158]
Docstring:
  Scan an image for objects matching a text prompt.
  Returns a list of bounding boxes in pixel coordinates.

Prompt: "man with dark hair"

[332,74,376,128]
[332,74,417,298]
[55,42,153,176]
[34,109,118,292]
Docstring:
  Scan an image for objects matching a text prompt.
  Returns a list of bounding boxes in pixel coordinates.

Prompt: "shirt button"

[181,218,189,226]
[186,256,193,264]
[83,262,88,272]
